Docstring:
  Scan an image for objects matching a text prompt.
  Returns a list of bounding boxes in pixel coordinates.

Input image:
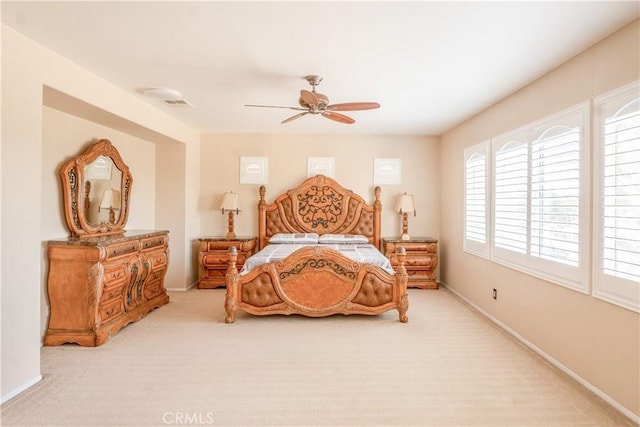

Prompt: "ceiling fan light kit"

[245,75,380,124]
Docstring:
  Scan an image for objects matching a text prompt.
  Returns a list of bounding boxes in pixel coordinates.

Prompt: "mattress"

[240,243,394,275]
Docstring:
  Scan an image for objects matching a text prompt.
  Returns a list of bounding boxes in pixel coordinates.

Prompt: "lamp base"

[400,212,410,241]
[226,211,236,238]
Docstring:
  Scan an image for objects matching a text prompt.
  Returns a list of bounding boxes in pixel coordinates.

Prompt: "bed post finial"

[373,186,382,250]
[258,185,267,250]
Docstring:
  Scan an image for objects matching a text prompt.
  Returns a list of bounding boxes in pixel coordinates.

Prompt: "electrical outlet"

[492,288,497,300]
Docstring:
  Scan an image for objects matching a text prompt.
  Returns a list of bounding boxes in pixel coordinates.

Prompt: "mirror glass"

[82,155,123,226]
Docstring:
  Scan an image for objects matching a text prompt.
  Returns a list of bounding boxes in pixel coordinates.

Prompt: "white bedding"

[240,243,395,275]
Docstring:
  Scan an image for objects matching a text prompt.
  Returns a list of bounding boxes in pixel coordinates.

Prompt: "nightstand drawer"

[202,252,247,267]
[389,253,434,267]
[206,241,239,251]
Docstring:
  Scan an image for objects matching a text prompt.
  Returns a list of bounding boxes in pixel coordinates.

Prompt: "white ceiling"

[2,1,638,136]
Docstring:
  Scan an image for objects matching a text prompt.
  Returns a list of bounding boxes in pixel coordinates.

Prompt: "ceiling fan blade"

[321,111,355,124]
[326,102,380,111]
[299,90,319,107]
[245,104,307,111]
[281,112,309,124]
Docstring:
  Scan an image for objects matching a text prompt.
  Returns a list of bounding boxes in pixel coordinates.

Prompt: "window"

[593,82,640,312]
[464,142,490,257]
[462,83,640,311]
[491,103,589,292]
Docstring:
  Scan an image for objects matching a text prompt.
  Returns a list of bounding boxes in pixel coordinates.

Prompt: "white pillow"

[268,233,319,244]
[318,234,370,244]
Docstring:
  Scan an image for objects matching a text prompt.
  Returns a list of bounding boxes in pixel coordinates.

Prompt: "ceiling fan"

[245,75,380,124]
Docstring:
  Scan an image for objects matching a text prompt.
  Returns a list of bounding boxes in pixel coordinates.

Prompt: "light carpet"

[1,287,634,427]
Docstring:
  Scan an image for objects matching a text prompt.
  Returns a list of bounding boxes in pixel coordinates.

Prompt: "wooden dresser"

[198,236,257,288]
[44,230,170,346]
[382,237,439,289]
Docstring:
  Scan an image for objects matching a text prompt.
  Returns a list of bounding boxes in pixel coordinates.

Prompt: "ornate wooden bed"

[224,175,408,323]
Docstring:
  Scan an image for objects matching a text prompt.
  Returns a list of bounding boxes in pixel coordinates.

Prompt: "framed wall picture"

[240,157,268,184]
[307,157,335,178]
[373,158,401,185]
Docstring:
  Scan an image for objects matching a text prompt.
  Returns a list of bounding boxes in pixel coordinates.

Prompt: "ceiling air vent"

[143,87,193,107]
[163,99,193,107]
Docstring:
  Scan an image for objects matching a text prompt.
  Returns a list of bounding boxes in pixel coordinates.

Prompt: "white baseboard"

[166,281,198,292]
[1,374,43,404]
[441,282,640,425]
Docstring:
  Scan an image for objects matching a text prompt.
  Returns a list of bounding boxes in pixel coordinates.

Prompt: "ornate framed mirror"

[60,139,132,237]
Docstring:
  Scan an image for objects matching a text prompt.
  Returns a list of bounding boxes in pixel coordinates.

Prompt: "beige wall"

[440,19,639,419]
[1,25,200,402]
[199,133,441,245]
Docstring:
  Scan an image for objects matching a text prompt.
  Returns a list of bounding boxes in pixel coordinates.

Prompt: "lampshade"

[99,188,121,210]
[220,191,240,213]
[395,193,415,215]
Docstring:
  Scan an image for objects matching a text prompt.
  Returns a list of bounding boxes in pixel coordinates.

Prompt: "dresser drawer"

[102,284,124,302]
[144,280,164,300]
[148,251,168,270]
[141,235,167,250]
[99,299,123,324]
[103,262,129,287]
[148,269,166,283]
[105,241,141,260]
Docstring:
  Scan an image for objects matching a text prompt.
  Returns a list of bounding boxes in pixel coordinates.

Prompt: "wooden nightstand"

[382,237,439,289]
[198,237,257,289]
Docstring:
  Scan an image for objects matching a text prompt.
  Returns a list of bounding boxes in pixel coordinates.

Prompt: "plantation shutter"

[530,125,581,266]
[594,82,640,311]
[493,140,528,255]
[601,103,640,281]
[464,142,490,257]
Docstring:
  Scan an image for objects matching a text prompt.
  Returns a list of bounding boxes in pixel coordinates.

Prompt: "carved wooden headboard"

[258,175,382,250]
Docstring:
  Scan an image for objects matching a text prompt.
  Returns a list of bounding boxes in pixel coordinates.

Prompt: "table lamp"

[395,193,416,241]
[220,191,241,238]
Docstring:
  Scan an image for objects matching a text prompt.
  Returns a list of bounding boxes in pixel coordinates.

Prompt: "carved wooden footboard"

[224,245,409,323]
